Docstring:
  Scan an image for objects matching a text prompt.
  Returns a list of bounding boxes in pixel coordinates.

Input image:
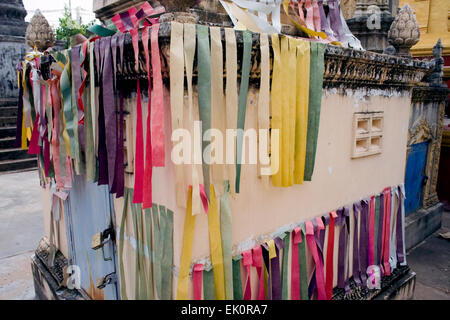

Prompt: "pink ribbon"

[381,188,392,276]
[368,196,376,266]
[150,24,165,167]
[305,221,327,300]
[243,250,253,300]
[252,246,265,300]
[291,227,302,300]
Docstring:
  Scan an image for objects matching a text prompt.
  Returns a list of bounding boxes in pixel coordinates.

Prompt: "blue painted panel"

[64,175,118,300]
[405,141,429,214]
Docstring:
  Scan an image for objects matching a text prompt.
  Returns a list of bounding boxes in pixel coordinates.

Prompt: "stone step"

[0,116,18,127]
[0,126,16,138]
[0,148,35,162]
[0,106,17,117]
[0,137,16,149]
[0,158,37,173]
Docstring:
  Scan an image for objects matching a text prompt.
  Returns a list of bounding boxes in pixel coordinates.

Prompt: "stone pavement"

[0,170,43,300]
[407,209,450,300]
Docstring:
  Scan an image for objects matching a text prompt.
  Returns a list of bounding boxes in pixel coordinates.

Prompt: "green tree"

[55,6,94,49]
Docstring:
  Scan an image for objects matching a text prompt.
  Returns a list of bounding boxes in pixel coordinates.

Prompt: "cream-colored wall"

[113,86,411,298]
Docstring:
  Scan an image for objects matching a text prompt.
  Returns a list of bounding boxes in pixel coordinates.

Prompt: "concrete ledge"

[405,202,443,251]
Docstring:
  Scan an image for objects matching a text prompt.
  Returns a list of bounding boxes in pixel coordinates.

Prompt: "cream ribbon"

[170,22,187,208]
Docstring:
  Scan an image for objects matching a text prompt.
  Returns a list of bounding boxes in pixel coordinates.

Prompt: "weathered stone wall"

[0,35,28,103]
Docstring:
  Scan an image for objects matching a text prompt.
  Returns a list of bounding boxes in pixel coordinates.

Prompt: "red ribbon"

[133,80,145,204]
[77,41,88,125]
[142,26,153,210]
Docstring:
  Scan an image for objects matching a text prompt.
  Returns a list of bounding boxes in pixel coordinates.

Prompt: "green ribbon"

[304,42,325,181]
[118,188,130,300]
[203,266,216,300]
[299,225,309,300]
[144,208,155,300]
[281,232,290,300]
[161,207,174,300]
[235,30,252,193]
[61,49,80,173]
[232,255,243,300]
[152,204,163,299]
[220,181,233,299]
[197,25,212,199]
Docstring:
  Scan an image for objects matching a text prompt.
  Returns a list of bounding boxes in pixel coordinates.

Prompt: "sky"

[23,0,96,27]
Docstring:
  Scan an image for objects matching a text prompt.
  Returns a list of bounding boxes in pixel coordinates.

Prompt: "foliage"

[55,6,94,49]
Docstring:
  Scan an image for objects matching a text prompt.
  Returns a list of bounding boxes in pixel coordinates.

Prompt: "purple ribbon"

[262,237,284,300]
[352,202,362,286]
[336,206,350,292]
[328,0,346,42]
[101,36,118,192]
[119,11,134,31]
[97,38,109,185]
[396,186,405,264]
[377,193,385,273]
[359,198,370,287]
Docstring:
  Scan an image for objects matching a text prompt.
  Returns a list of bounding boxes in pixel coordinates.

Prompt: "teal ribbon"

[197,25,212,199]
[304,42,325,181]
[235,30,252,193]
[203,266,216,300]
[232,255,243,300]
[88,24,117,37]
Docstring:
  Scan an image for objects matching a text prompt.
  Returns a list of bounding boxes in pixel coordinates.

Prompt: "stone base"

[405,202,443,251]
[31,254,85,300]
[373,269,416,300]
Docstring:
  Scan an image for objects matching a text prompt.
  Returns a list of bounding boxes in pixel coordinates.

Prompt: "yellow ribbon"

[294,39,310,184]
[176,188,196,300]
[208,185,226,300]
[271,34,282,187]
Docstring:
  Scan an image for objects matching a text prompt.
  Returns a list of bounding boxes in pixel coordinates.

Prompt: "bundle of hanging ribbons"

[219,0,362,49]
[15,2,166,203]
[179,184,407,300]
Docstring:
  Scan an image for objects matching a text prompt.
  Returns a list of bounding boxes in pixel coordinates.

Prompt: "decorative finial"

[387,3,420,58]
[25,10,56,52]
[428,39,445,87]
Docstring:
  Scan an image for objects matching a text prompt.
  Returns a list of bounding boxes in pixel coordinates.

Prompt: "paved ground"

[0,170,448,300]
[407,209,450,300]
[0,170,43,300]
